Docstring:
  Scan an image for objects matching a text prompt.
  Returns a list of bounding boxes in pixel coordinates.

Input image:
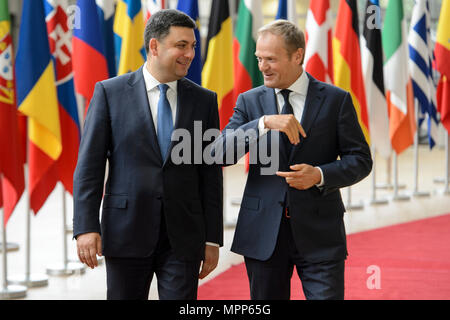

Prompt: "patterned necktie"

[280,89,293,156]
[157,84,173,160]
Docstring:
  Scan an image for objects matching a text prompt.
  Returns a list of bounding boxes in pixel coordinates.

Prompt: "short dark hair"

[144,9,196,53]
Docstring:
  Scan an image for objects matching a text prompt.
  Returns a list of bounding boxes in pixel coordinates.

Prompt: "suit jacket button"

[156,195,163,200]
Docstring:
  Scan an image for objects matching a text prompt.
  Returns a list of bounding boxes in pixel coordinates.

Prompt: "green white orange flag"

[382,0,416,154]
[435,0,450,133]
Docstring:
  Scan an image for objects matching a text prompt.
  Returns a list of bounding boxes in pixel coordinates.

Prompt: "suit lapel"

[289,73,325,163]
[128,67,163,164]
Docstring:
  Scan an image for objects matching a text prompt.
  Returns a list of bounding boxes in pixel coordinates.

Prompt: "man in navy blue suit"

[217,20,372,300]
[73,9,223,300]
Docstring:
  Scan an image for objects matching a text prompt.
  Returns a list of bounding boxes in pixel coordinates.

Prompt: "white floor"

[1,143,450,300]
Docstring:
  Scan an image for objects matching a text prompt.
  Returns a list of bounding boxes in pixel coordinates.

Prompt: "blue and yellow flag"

[177,0,202,85]
[114,0,146,75]
[15,0,61,213]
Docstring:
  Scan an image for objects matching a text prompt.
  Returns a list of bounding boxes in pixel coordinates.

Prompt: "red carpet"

[198,213,450,300]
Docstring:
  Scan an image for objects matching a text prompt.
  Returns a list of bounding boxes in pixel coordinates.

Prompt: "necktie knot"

[280,89,293,115]
[280,89,291,102]
[158,83,169,95]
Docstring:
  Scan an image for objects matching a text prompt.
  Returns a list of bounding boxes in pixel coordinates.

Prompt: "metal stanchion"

[376,155,406,190]
[436,133,450,195]
[0,242,19,253]
[411,101,430,197]
[369,147,388,205]
[1,178,27,299]
[391,153,410,201]
[46,184,85,276]
[8,166,48,288]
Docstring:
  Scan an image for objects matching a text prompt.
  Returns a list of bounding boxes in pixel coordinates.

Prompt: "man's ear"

[296,47,305,65]
[149,38,158,57]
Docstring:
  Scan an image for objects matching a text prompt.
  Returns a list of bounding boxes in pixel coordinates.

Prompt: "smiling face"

[255,32,304,89]
[148,26,196,82]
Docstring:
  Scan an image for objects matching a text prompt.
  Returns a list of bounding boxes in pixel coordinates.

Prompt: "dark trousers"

[244,213,345,300]
[105,217,201,300]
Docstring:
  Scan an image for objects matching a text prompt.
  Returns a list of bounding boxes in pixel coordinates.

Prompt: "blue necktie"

[157,84,173,160]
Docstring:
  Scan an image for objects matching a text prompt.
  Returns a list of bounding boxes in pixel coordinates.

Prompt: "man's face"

[255,32,304,89]
[150,26,196,82]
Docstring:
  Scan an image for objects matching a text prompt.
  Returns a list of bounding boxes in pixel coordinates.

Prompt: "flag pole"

[345,186,364,211]
[391,153,410,201]
[0,175,27,299]
[370,146,388,205]
[412,99,430,197]
[8,153,48,288]
[46,184,85,276]
[437,133,450,195]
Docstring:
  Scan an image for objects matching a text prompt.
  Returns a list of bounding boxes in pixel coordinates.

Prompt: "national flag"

[144,0,165,22]
[333,0,370,144]
[16,0,62,213]
[233,0,264,172]
[304,0,333,84]
[408,0,439,148]
[177,0,202,85]
[361,0,391,158]
[382,0,416,154]
[114,0,146,75]
[0,0,24,224]
[96,0,116,78]
[202,0,234,130]
[73,0,109,116]
[44,0,81,195]
[435,0,450,133]
[275,0,297,24]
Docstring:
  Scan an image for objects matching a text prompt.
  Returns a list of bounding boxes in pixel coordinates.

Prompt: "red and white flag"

[304,0,333,84]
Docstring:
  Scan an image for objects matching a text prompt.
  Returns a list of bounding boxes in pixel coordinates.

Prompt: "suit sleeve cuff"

[315,166,325,187]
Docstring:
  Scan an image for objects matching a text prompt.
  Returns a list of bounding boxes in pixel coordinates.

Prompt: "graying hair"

[257,20,305,59]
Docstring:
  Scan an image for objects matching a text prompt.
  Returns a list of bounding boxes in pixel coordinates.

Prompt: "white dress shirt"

[257,71,324,186]
[142,63,219,248]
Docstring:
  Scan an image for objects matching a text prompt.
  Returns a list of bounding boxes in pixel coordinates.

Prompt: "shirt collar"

[142,61,178,93]
[275,70,309,96]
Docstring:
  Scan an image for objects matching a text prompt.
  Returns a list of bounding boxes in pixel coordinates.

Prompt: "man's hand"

[276,164,321,190]
[199,245,219,279]
[264,114,307,145]
[76,232,102,269]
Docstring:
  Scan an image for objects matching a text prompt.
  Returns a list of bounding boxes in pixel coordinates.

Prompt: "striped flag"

[202,0,234,130]
[16,0,62,213]
[96,0,116,78]
[0,0,24,224]
[382,0,416,154]
[333,0,370,144]
[435,0,450,133]
[114,0,146,75]
[44,0,81,195]
[73,0,109,116]
[408,0,438,148]
[177,0,202,85]
[144,0,165,22]
[361,0,391,158]
[304,0,333,84]
[275,0,297,24]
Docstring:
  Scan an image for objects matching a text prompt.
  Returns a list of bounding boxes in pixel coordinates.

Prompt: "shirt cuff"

[315,166,325,187]
[206,242,220,247]
[258,116,270,137]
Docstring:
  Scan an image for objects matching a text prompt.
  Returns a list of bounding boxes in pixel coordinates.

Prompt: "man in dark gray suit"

[217,20,372,300]
[73,9,223,300]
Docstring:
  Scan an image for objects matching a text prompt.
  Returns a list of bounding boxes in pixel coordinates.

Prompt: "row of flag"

[1,0,449,227]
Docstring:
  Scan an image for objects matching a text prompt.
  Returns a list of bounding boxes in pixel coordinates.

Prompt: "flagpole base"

[433,177,445,184]
[0,242,20,253]
[46,262,86,276]
[410,191,430,198]
[435,188,450,195]
[368,198,389,205]
[8,273,48,288]
[376,183,406,190]
[0,285,27,299]
[344,202,364,211]
[390,194,411,201]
